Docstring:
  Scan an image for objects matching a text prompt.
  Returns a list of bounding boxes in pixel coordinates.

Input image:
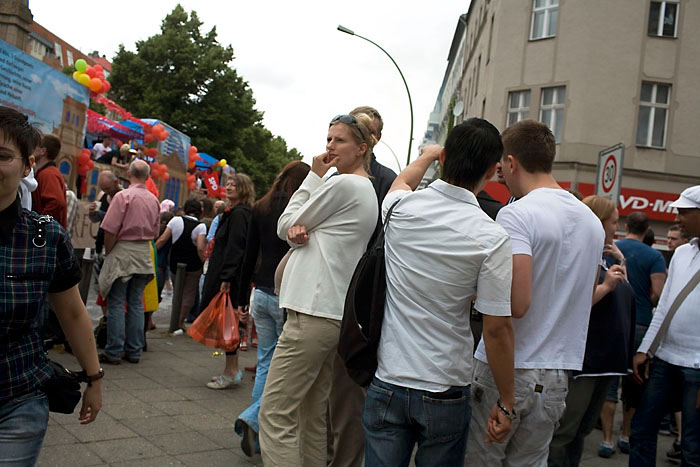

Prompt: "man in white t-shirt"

[92,136,112,160]
[363,118,516,465]
[467,120,604,466]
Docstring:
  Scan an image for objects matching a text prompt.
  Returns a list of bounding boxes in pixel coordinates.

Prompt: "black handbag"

[42,359,84,414]
[338,199,400,387]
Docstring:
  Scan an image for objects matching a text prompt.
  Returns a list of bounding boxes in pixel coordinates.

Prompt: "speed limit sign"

[596,144,624,204]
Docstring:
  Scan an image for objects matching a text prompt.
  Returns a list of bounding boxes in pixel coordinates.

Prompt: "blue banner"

[0,39,89,137]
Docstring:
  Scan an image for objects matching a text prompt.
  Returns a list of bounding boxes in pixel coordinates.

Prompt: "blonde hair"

[330,112,377,172]
[582,195,616,223]
[233,173,255,206]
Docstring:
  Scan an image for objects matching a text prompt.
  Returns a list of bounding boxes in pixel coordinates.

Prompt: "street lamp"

[337,25,414,167]
[378,140,403,173]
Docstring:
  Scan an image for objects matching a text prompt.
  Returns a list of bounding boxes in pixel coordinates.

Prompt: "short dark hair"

[201,198,214,217]
[184,198,203,217]
[626,212,649,235]
[39,134,61,160]
[441,118,503,191]
[0,106,41,165]
[669,223,690,240]
[501,119,556,174]
[643,228,655,247]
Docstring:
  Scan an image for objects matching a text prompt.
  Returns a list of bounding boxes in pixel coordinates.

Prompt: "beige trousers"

[259,310,340,467]
[328,353,366,467]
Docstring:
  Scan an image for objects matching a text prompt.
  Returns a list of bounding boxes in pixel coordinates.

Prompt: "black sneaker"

[98,353,121,365]
[667,439,681,460]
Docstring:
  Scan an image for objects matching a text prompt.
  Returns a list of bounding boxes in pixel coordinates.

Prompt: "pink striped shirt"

[101,184,160,241]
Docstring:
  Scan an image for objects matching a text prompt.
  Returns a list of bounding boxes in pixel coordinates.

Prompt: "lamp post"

[379,140,403,173]
[337,25,414,167]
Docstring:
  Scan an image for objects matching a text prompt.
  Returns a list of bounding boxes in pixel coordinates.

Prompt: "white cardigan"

[277,172,378,320]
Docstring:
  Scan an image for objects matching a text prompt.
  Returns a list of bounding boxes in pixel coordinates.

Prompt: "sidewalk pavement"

[39,284,677,466]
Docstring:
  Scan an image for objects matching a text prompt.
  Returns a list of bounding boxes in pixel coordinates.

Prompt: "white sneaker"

[206,371,243,389]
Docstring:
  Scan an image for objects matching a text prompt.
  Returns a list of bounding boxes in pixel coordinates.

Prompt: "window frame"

[507,89,531,127]
[636,82,671,149]
[538,86,566,143]
[66,50,74,67]
[54,42,63,67]
[648,0,679,38]
[529,0,559,41]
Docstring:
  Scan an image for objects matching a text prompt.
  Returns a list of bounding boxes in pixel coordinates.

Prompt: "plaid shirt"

[0,197,81,403]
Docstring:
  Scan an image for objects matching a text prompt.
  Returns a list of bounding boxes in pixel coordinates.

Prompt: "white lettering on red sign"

[619,195,677,214]
[208,177,218,192]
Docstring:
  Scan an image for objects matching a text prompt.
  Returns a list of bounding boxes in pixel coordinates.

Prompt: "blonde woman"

[200,173,256,389]
[259,114,378,466]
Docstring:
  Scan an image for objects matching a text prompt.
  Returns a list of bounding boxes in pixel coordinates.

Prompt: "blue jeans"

[362,377,471,467]
[0,390,49,466]
[236,288,284,437]
[105,274,150,360]
[630,358,700,466]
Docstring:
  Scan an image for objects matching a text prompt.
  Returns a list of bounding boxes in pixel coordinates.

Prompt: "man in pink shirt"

[98,160,160,364]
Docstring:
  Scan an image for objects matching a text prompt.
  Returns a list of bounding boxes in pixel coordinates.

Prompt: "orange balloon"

[89,78,103,92]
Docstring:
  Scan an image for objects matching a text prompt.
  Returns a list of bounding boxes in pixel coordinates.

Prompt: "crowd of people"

[1,101,699,467]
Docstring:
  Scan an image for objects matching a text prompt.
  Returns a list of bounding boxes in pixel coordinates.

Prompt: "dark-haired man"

[613,211,666,452]
[467,120,604,466]
[363,118,515,465]
[32,134,67,227]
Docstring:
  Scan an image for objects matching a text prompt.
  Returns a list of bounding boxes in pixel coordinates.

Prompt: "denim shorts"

[0,389,50,465]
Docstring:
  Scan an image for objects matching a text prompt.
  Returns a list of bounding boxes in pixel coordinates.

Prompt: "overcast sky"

[29,0,468,172]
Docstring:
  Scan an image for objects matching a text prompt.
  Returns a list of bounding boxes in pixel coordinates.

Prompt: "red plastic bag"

[187,291,239,351]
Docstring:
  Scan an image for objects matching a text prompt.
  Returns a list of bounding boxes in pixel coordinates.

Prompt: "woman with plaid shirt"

[0,107,102,465]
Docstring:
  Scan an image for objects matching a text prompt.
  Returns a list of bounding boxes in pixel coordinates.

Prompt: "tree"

[109,5,301,194]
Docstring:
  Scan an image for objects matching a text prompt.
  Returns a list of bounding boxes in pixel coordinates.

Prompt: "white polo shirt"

[375,180,513,392]
[639,239,700,369]
[474,188,604,370]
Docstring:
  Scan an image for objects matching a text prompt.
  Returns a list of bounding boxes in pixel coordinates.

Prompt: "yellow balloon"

[72,71,81,81]
[220,159,227,166]
[78,74,91,87]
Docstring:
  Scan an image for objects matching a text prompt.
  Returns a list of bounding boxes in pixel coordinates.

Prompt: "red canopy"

[86,109,143,141]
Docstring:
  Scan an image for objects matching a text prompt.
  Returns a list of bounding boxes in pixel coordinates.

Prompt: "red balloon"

[162,173,170,181]
[87,160,95,169]
[86,67,97,79]
[77,154,89,165]
[144,134,154,143]
[103,81,111,92]
[153,124,165,133]
[156,130,167,142]
[189,146,198,155]
[77,165,89,176]
[94,65,103,72]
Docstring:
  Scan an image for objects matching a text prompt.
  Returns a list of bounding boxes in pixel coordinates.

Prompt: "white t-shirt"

[475,188,604,370]
[167,216,206,244]
[93,142,108,159]
[376,180,512,392]
[277,172,377,320]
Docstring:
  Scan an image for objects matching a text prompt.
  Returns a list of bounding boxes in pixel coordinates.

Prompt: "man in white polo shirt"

[362,118,516,465]
[467,120,604,466]
[630,185,700,466]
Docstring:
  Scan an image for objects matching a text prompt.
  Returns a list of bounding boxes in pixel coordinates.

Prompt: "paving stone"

[88,437,165,462]
[112,377,165,390]
[176,449,251,467]
[146,431,221,455]
[102,389,141,404]
[42,424,79,446]
[174,412,233,431]
[152,400,211,416]
[198,428,238,450]
[121,416,192,437]
[36,443,105,466]
[63,417,138,442]
[127,388,187,403]
[172,386,232,401]
[101,400,167,420]
[110,456,185,467]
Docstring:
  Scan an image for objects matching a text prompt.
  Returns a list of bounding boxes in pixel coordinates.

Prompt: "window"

[539,86,566,143]
[66,50,74,67]
[475,56,481,97]
[530,0,558,40]
[648,1,679,37]
[636,82,670,148]
[507,90,531,126]
[487,15,495,63]
[54,43,63,66]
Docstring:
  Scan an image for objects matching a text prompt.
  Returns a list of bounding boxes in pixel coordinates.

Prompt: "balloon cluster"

[76,148,94,176]
[186,172,197,190]
[150,162,170,182]
[187,145,202,169]
[72,59,110,94]
[144,123,170,144]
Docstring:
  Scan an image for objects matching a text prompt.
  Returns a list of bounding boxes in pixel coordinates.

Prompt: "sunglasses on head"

[330,114,367,141]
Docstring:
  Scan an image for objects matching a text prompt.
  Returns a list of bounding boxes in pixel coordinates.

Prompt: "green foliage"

[109,4,301,195]
[61,65,75,76]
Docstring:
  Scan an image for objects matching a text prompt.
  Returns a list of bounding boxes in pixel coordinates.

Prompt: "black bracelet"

[497,399,516,420]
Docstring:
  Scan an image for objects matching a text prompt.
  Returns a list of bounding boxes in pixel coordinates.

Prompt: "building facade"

[424,0,700,242]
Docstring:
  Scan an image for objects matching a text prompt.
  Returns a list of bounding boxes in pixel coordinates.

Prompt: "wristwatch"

[497,399,517,421]
[85,368,105,387]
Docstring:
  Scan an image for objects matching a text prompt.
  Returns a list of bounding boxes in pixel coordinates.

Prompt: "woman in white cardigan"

[258,114,378,466]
